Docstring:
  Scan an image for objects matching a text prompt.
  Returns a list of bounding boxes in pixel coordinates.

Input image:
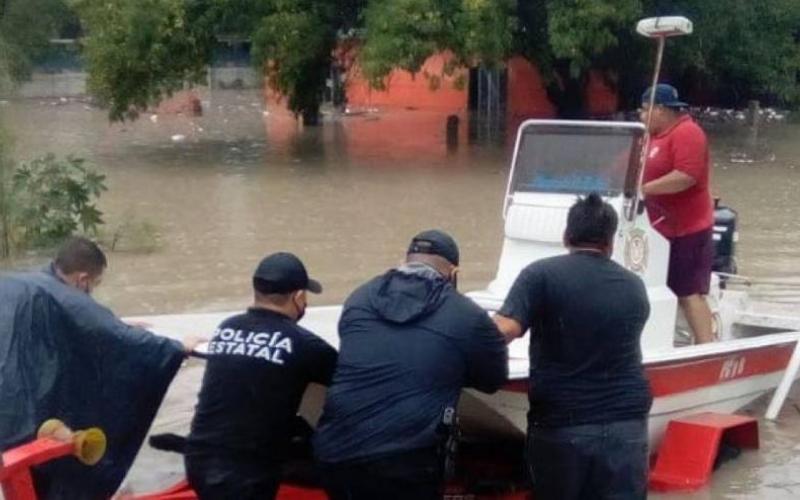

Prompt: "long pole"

[627,36,665,221]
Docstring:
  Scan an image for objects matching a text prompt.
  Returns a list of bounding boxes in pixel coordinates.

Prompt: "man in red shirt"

[640,84,715,344]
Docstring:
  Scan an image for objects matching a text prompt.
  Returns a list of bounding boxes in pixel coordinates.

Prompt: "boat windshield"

[510,122,645,197]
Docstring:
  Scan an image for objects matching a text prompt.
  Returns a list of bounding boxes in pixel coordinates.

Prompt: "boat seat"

[505,202,568,244]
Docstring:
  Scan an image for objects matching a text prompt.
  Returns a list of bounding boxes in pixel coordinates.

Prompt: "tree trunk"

[0,167,10,258]
[302,107,320,127]
[546,65,589,119]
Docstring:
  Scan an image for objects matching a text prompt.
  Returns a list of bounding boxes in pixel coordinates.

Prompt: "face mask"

[292,294,306,322]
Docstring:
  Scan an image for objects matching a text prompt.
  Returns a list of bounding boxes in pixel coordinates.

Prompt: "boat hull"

[460,339,798,449]
[129,308,800,451]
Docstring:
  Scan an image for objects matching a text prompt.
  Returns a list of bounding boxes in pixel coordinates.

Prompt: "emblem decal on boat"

[624,228,649,273]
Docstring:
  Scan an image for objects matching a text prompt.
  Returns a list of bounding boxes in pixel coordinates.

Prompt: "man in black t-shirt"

[185,252,337,500]
[494,193,652,500]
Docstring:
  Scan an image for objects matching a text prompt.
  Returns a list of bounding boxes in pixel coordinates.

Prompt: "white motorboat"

[131,119,800,452]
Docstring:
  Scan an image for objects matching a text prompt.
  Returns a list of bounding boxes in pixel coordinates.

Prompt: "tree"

[73,0,365,125]
[0,130,12,257]
[69,0,800,122]
[73,0,218,121]
[515,0,800,116]
[655,0,800,107]
[0,0,76,91]
[252,1,336,126]
[359,0,516,89]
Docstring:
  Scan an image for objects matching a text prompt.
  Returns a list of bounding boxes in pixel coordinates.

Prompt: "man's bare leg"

[679,294,715,344]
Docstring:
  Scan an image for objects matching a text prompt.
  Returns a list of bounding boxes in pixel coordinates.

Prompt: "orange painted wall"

[504,56,556,140]
[584,70,619,116]
[263,51,619,120]
[345,52,468,114]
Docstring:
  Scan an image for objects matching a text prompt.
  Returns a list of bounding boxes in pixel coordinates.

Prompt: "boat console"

[468,119,678,353]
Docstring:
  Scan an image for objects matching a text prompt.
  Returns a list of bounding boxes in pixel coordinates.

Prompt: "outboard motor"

[712,198,738,276]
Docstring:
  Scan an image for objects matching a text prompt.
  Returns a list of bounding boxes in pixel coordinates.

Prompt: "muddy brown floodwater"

[2,89,799,498]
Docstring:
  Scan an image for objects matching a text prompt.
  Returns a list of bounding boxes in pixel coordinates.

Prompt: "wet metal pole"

[766,336,800,420]
[628,35,665,220]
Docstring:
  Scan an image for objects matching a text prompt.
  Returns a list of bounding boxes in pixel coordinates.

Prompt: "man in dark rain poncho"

[0,237,191,499]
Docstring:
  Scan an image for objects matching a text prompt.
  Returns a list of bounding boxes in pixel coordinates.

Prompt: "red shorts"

[667,227,713,297]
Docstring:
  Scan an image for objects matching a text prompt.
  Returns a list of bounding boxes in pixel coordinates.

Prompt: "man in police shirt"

[494,194,652,500]
[185,252,337,499]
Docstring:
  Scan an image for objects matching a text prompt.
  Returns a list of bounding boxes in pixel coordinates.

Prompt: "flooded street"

[2,89,799,497]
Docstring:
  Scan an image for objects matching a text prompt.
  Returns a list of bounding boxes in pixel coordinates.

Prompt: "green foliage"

[252,0,337,124]
[659,0,800,106]
[516,0,800,115]
[61,0,800,120]
[360,0,451,84]
[0,0,76,89]
[71,0,363,124]
[546,0,641,78]
[360,0,516,88]
[456,0,517,67]
[8,154,106,250]
[73,0,217,120]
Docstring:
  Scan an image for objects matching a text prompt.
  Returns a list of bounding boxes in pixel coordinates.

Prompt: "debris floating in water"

[171,134,186,142]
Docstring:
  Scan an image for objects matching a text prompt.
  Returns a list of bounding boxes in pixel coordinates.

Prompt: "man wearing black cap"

[184,252,337,499]
[313,230,508,500]
[640,83,715,344]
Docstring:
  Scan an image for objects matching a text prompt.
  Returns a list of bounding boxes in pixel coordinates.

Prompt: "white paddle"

[627,16,693,220]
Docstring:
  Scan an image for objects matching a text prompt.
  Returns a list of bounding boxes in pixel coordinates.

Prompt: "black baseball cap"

[407,229,460,266]
[252,252,322,294]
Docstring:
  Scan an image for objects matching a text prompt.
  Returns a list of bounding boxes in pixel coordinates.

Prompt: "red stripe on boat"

[646,342,794,397]
[502,342,795,397]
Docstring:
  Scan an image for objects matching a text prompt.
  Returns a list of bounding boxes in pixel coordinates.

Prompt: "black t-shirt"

[499,252,652,427]
[187,308,337,461]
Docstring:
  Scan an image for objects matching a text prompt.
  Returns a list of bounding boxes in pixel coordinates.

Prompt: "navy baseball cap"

[252,252,322,294]
[407,229,460,266]
[642,83,687,108]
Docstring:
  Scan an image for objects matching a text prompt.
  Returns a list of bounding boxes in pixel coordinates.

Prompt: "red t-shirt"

[643,115,713,238]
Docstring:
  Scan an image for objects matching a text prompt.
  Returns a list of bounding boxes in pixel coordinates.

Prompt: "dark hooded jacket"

[0,265,185,499]
[313,264,508,464]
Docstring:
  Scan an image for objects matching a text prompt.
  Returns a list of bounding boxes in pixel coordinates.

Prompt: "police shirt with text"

[187,308,337,461]
[499,252,652,427]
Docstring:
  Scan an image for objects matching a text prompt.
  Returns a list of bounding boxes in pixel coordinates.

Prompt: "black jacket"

[314,264,508,463]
